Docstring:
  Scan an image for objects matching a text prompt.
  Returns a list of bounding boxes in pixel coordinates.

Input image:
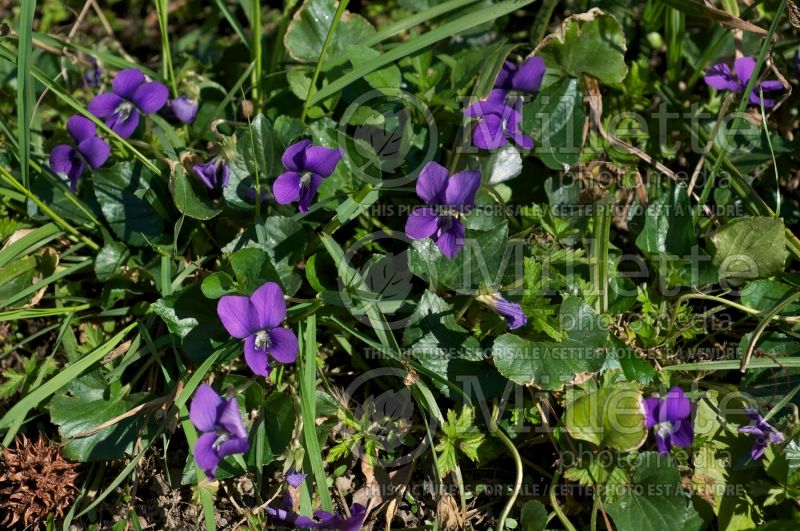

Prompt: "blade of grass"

[0,222,61,268]
[154,0,178,95]
[591,203,611,314]
[663,358,800,371]
[0,167,100,251]
[0,259,91,307]
[324,0,484,70]
[308,0,536,106]
[250,0,262,111]
[301,0,350,123]
[740,290,800,372]
[298,313,334,512]
[214,0,250,48]
[17,0,36,189]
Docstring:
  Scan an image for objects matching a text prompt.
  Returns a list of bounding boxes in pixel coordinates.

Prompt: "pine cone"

[0,434,79,529]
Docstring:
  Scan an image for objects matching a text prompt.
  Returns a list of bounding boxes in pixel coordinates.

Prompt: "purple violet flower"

[192,159,230,191]
[49,115,110,192]
[88,68,169,138]
[170,95,199,124]
[464,89,533,151]
[476,293,527,330]
[643,387,693,455]
[494,56,546,94]
[267,502,367,531]
[189,384,250,480]
[286,470,307,488]
[83,58,102,88]
[738,408,784,460]
[404,161,481,259]
[217,281,298,377]
[273,140,343,213]
[704,56,783,108]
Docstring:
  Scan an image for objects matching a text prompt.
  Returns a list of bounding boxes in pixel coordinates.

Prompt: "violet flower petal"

[189,384,223,432]
[273,171,303,205]
[286,471,307,488]
[416,161,449,204]
[88,93,124,119]
[734,57,756,87]
[643,397,660,429]
[250,281,287,330]
[49,145,79,176]
[494,60,516,90]
[171,96,199,124]
[194,432,221,479]
[132,81,169,114]
[405,208,441,240]
[662,387,691,421]
[217,295,258,338]
[297,173,324,213]
[473,113,506,150]
[436,218,465,259]
[112,68,145,99]
[67,115,97,143]
[217,397,248,439]
[493,296,528,330]
[511,56,546,93]
[77,137,111,170]
[444,169,481,208]
[217,436,250,459]
[302,145,343,177]
[244,335,273,377]
[670,418,694,448]
[282,139,312,172]
[267,327,299,364]
[704,63,740,91]
[111,110,140,139]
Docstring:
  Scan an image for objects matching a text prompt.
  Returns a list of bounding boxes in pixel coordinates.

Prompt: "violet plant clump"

[643,387,694,455]
[405,161,480,258]
[10,3,800,530]
[189,384,249,479]
[216,281,298,377]
[49,115,110,191]
[88,68,169,138]
[273,140,343,212]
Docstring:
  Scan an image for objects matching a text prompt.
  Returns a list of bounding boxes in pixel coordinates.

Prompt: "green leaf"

[201,271,237,299]
[740,279,800,315]
[635,185,696,256]
[171,164,222,220]
[404,291,504,398]
[519,500,548,531]
[151,285,227,362]
[50,372,151,461]
[605,452,702,531]
[229,248,283,294]
[95,242,130,281]
[284,0,375,64]
[523,77,585,170]
[93,162,166,247]
[711,217,787,279]
[222,216,307,295]
[408,216,510,292]
[536,8,628,85]
[491,297,608,390]
[564,382,647,451]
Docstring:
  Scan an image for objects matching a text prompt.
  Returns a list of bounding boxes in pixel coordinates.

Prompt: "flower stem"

[489,403,522,531]
[550,469,577,531]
